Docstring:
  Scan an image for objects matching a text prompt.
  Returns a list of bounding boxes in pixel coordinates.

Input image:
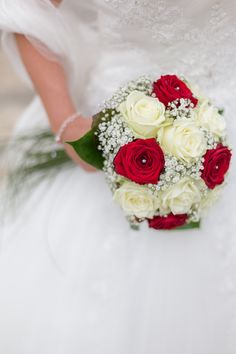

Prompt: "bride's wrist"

[55,112,81,143]
[61,117,87,143]
[55,113,92,144]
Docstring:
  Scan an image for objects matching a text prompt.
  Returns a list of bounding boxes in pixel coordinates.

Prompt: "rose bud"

[152,74,198,107]
[148,213,188,230]
[201,144,232,189]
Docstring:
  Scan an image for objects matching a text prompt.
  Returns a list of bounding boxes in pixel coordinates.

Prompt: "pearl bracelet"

[55,112,81,144]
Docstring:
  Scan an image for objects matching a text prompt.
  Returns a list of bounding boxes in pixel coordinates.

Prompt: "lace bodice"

[91,0,236,98]
[0,0,235,108]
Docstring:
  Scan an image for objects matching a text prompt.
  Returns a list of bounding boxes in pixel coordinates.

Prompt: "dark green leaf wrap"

[67,109,116,170]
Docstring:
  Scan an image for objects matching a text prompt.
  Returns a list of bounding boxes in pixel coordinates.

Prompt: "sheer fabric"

[0,0,97,95]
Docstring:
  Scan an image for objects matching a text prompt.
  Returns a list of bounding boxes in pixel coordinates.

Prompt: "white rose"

[157,119,207,163]
[159,177,201,215]
[118,91,166,138]
[113,181,160,218]
[195,99,226,139]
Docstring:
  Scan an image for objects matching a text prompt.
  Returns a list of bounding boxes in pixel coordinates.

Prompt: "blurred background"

[0,43,33,178]
[0,46,33,137]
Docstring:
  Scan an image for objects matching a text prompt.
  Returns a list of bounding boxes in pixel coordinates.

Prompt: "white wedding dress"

[0,1,236,353]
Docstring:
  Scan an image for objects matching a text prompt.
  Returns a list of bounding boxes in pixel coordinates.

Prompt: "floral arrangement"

[68,74,232,230]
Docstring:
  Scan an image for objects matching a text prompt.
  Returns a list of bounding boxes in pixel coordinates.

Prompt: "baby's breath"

[96,113,134,190]
[201,128,218,150]
[146,154,204,196]
[166,98,195,120]
[101,76,153,110]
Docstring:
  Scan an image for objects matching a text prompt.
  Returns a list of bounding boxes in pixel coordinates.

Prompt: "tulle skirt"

[0,93,236,354]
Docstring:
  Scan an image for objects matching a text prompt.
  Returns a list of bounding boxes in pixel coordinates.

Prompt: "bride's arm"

[14,0,95,172]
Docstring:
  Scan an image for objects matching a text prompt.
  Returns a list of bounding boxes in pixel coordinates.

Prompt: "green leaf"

[68,109,117,170]
[218,108,224,115]
[176,221,201,230]
[67,129,104,170]
[130,224,140,231]
[91,111,104,130]
[92,109,117,130]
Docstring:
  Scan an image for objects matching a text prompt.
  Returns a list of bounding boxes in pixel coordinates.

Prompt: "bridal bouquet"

[2,74,231,230]
[69,75,232,230]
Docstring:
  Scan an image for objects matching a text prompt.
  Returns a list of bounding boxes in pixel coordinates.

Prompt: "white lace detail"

[96,0,236,102]
[102,0,188,42]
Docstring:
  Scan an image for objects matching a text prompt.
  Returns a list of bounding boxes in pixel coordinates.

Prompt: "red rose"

[114,138,165,185]
[201,144,232,189]
[152,74,198,107]
[148,213,188,230]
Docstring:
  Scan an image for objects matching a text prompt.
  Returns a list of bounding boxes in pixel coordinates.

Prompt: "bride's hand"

[62,116,97,172]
